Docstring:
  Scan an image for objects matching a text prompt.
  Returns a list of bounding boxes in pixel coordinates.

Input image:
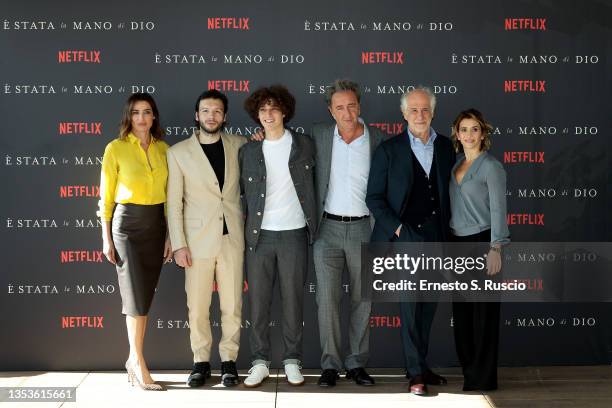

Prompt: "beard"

[199,121,224,135]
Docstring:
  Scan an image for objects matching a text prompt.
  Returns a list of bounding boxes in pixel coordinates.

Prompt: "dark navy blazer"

[366,131,455,242]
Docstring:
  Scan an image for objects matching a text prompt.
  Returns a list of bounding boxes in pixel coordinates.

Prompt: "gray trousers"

[246,228,307,366]
[314,217,372,370]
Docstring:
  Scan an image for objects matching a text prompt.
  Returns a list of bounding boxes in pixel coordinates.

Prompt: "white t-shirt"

[261,130,306,230]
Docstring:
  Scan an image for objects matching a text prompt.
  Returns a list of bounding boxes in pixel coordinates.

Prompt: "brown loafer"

[409,374,428,396]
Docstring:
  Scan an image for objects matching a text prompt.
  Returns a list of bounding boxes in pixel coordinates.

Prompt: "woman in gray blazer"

[449,109,510,391]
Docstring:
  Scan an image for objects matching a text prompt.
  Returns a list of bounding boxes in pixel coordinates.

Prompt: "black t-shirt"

[201,138,228,235]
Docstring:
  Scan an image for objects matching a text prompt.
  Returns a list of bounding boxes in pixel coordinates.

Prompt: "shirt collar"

[407,127,437,147]
[333,118,368,143]
[127,132,157,145]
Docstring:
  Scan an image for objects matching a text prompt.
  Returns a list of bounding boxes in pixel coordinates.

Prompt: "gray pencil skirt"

[111,203,166,316]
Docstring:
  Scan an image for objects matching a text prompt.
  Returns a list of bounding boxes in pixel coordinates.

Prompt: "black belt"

[323,212,369,222]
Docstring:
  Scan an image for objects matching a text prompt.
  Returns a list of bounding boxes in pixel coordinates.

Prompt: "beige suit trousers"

[185,235,243,362]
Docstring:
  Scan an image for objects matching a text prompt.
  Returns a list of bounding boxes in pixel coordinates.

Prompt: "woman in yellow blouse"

[98,93,172,391]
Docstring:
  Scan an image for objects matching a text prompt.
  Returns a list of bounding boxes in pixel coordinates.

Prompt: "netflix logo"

[59,122,102,135]
[370,315,401,328]
[504,18,547,30]
[503,151,545,163]
[58,50,101,63]
[362,51,404,64]
[207,17,250,30]
[59,185,100,198]
[61,316,104,328]
[369,122,404,135]
[208,80,250,92]
[504,80,546,93]
[60,250,103,263]
[506,213,545,225]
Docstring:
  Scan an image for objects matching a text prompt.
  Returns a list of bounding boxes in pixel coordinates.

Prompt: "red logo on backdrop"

[59,185,100,198]
[370,315,401,328]
[504,80,546,93]
[207,17,250,30]
[61,316,104,328]
[59,122,102,135]
[506,279,544,291]
[58,50,101,63]
[506,213,545,225]
[60,250,103,263]
[207,80,250,92]
[503,151,545,163]
[361,51,404,64]
[369,123,404,135]
[504,18,547,30]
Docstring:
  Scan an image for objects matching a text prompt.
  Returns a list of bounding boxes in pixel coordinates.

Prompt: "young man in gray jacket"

[239,85,316,388]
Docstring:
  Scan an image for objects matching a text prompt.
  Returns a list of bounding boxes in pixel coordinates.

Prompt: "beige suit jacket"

[167,132,246,258]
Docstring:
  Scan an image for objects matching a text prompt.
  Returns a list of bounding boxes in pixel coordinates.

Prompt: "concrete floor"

[1,366,611,408]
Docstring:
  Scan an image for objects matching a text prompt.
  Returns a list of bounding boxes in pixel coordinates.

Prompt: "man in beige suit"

[167,90,246,387]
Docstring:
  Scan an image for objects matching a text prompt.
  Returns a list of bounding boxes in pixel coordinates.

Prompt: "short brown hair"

[243,85,295,125]
[118,93,164,140]
[451,108,493,153]
[325,79,361,106]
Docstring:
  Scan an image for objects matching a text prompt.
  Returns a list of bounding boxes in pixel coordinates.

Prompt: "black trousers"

[399,216,442,377]
[452,229,500,391]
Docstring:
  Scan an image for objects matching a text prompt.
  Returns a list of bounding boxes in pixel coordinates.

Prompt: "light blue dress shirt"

[407,127,437,176]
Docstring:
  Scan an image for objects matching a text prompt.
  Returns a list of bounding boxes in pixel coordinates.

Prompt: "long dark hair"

[118,93,164,140]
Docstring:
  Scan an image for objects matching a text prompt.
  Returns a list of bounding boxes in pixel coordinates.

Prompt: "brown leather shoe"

[423,370,447,385]
[409,374,428,396]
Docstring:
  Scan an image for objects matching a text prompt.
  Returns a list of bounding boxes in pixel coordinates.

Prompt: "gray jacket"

[239,129,316,251]
[311,122,385,232]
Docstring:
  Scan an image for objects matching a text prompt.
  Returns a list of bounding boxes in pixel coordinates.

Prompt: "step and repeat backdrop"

[1,0,611,370]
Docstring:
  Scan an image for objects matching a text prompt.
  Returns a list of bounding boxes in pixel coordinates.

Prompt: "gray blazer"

[449,152,510,244]
[238,129,316,250]
[311,122,385,231]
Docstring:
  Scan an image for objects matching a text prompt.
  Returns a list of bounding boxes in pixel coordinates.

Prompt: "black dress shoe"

[346,367,375,386]
[187,362,211,387]
[221,361,239,387]
[317,369,339,387]
[423,370,447,385]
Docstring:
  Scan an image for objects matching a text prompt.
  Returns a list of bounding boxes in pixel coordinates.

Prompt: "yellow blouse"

[97,133,169,221]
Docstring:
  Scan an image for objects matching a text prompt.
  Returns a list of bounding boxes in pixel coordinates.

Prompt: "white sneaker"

[244,364,269,388]
[284,363,304,386]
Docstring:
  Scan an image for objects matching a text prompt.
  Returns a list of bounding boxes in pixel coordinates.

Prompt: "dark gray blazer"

[238,129,316,250]
[311,122,385,231]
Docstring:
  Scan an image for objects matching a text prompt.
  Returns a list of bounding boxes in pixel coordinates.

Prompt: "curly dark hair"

[243,85,295,125]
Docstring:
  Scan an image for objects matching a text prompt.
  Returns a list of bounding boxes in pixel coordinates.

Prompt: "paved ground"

[1,366,611,407]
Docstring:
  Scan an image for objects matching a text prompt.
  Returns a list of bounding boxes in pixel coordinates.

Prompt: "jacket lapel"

[366,124,377,160]
[220,133,233,194]
[318,124,334,201]
[398,134,414,215]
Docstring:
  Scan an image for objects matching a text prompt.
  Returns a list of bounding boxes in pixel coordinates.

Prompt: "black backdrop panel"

[1,0,611,370]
